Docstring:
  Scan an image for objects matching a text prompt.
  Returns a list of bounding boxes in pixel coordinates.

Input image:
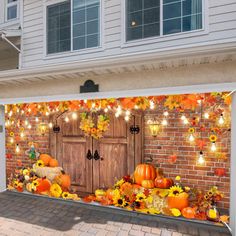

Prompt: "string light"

[134,105,139,109]
[189,134,195,142]
[65,116,69,123]
[163,111,169,117]
[46,111,50,116]
[25,120,29,126]
[9,111,13,117]
[181,115,186,120]
[5,119,11,127]
[125,115,130,122]
[197,151,205,165]
[35,117,39,122]
[218,114,225,125]
[72,112,78,120]
[28,124,32,129]
[204,112,209,119]
[104,108,108,113]
[161,119,168,126]
[10,137,14,144]
[16,144,20,153]
[20,132,24,138]
[183,118,189,125]
[48,122,53,128]
[149,101,155,110]
[211,142,217,152]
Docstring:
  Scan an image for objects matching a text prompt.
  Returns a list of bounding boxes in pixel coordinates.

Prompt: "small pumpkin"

[50,183,62,198]
[181,207,196,219]
[134,164,156,185]
[49,158,59,167]
[167,192,189,210]
[26,183,33,192]
[40,154,52,166]
[141,180,155,189]
[54,170,71,190]
[206,206,220,222]
[155,177,174,189]
[95,189,106,201]
[36,178,51,194]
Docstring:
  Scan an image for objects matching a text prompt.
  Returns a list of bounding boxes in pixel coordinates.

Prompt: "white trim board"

[0,82,236,105]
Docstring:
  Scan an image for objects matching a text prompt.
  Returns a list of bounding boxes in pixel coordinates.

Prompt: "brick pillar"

[0,105,6,192]
[230,92,236,235]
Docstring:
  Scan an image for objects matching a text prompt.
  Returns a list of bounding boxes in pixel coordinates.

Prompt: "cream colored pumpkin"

[33,164,63,182]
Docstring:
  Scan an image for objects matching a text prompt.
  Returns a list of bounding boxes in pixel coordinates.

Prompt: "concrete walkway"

[0,191,230,236]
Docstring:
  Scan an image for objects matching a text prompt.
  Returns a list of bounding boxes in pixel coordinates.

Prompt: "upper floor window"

[126,0,202,41]
[47,0,100,55]
[6,0,18,21]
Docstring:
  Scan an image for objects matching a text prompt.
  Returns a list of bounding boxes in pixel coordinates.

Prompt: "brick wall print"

[5,93,231,224]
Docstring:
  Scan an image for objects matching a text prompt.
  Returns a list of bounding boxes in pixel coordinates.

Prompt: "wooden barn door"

[50,111,143,194]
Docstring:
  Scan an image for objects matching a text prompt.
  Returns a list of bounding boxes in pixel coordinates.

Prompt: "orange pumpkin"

[154,177,174,189]
[167,192,189,210]
[40,154,52,166]
[141,180,155,189]
[181,207,196,219]
[36,178,51,194]
[49,159,59,167]
[54,171,71,190]
[134,164,156,185]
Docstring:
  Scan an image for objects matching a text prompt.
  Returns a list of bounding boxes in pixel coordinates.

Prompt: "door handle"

[93,150,100,161]
[86,149,93,160]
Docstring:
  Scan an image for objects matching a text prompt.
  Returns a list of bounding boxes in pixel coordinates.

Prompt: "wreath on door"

[79,112,110,139]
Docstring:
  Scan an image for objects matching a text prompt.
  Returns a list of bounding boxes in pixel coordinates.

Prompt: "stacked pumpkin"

[26,154,75,200]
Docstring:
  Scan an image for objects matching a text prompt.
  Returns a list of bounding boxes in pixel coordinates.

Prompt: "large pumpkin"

[49,159,59,167]
[167,192,189,210]
[54,170,71,190]
[36,178,51,194]
[134,164,156,185]
[141,180,155,189]
[40,154,52,166]
[155,177,174,189]
[181,207,196,219]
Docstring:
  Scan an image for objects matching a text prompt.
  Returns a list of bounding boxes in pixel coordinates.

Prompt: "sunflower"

[10,132,14,137]
[36,160,44,167]
[114,178,125,188]
[209,134,217,142]
[136,193,146,202]
[62,192,71,200]
[13,180,20,188]
[168,186,183,197]
[188,128,195,134]
[50,183,62,198]
[23,169,30,176]
[114,197,128,207]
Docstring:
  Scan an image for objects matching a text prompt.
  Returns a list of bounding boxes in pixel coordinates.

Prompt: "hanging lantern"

[147,119,160,137]
[16,144,20,154]
[38,123,48,135]
[218,114,224,125]
[197,151,205,165]
[211,142,217,152]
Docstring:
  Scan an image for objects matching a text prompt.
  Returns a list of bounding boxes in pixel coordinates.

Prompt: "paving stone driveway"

[0,191,231,236]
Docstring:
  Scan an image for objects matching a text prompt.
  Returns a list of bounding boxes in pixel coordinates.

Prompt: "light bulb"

[46,111,49,116]
[20,132,24,138]
[65,116,69,123]
[181,115,186,120]
[126,110,131,116]
[162,119,168,126]
[25,120,29,126]
[35,117,39,122]
[163,111,169,117]
[104,108,108,113]
[149,101,155,110]
[10,137,14,144]
[115,112,120,118]
[134,105,139,109]
[183,118,189,125]
[21,110,24,114]
[211,142,217,152]
[49,122,53,128]
[189,134,195,142]
[218,114,224,125]
[125,115,130,122]
[16,144,20,153]
[9,111,13,117]
[72,112,78,120]
[92,103,96,108]
[197,151,205,165]
[204,112,209,119]
[28,124,32,129]
[28,108,31,113]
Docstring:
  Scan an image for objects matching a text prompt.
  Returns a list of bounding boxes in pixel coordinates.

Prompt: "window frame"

[44,0,103,58]
[5,0,19,22]
[122,0,209,48]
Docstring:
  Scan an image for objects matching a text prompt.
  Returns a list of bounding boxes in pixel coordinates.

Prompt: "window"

[47,0,100,55]
[73,0,100,50]
[47,2,71,54]
[6,0,18,21]
[126,0,202,41]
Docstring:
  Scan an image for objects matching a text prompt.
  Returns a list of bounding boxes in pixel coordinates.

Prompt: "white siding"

[21,0,236,68]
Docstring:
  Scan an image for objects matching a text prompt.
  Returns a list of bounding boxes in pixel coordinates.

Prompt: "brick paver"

[0,192,231,236]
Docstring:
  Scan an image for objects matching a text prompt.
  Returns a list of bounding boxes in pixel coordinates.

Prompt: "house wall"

[144,107,230,210]
[21,0,236,69]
